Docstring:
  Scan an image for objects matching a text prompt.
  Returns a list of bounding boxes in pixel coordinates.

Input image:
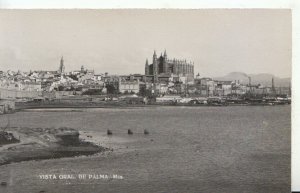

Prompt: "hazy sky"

[0,9,291,77]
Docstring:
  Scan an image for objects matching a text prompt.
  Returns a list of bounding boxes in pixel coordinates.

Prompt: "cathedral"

[145,50,194,78]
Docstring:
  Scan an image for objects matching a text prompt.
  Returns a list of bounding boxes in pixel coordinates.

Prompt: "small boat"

[128,129,133,135]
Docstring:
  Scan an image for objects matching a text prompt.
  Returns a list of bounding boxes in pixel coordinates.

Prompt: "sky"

[0,9,291,78]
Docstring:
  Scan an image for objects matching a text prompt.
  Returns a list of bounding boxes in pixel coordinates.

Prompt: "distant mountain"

[214,72,291,87]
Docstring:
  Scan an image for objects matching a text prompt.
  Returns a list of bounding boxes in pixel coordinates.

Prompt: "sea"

[0,105,291,193]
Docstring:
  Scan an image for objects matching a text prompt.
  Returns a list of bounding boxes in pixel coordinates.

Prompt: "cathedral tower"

[59,56,65,74]
[145,59,149,75]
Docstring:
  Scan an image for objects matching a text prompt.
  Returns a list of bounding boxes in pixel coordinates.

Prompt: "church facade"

[145,50,194,80]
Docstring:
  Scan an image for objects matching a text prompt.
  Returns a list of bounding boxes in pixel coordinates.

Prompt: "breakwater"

[14,99,290,110]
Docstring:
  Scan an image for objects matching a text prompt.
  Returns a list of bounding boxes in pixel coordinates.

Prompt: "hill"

[213,72,290,87]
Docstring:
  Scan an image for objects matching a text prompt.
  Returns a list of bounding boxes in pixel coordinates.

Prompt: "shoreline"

[14,102,290,111]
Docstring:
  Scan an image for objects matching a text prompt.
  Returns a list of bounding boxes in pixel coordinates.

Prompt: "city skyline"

[0,9,291,78]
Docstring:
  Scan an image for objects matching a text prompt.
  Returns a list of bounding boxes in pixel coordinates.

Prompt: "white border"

[0,0,295,9]
[0,0,299,191]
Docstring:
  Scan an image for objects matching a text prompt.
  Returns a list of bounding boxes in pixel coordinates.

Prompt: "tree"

[58,85,65,91]
[139,86,152,97]
[69,74,78,81]
[82,89,102,95]
[106,84,117,94]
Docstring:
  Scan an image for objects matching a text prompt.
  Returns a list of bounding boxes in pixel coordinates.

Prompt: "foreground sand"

[0,127,108,165]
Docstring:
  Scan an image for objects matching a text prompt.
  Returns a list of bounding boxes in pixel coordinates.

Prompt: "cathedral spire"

[163,49,167,60]
[145,58,149,75]
[153,50,157,64]
[153,50,157,58]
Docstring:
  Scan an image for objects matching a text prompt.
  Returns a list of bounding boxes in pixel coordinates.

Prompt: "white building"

[118,79,140,94]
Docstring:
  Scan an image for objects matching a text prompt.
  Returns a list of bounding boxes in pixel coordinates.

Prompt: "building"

[118,79,140,94]
[214,81,233,96]
[145,50,194,83]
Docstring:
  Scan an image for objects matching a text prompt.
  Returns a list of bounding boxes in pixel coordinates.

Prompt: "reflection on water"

[0,106,291,193]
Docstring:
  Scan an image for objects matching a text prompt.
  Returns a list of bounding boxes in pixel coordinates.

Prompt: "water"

[0,106,291,193]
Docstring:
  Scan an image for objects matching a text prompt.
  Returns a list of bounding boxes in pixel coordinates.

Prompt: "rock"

[107,130,112,135]
[128,129,133,135]
[55,128,80,146]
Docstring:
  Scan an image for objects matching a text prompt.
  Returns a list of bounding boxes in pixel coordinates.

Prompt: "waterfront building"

[214,81,233,96]
[118,79,140,94]
[235,85,248,95]
[19,82,42,92]
[0,88,42,99]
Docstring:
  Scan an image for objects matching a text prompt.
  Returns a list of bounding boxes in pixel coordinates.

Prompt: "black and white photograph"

[0,6,294,193]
